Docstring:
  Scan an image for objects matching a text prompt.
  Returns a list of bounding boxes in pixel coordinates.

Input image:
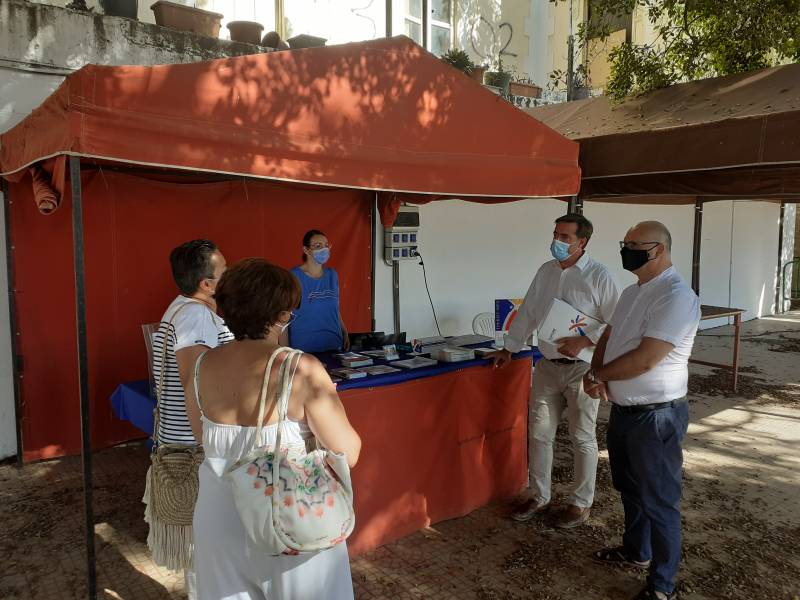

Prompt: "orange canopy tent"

[1,36,579,215]
[0,36,578,598]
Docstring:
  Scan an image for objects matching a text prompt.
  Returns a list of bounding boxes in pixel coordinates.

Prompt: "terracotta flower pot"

[150,1,223,37]
[227,20,264,44]
[509,81,542,98]
[470,66,486,83]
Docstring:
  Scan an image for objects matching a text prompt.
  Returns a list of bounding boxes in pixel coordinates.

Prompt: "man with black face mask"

[584,221,700,600]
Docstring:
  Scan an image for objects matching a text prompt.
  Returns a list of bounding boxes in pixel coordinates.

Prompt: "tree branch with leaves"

[551,0,800,102]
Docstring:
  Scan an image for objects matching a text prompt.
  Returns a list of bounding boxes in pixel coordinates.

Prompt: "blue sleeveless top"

[289,266,344,352]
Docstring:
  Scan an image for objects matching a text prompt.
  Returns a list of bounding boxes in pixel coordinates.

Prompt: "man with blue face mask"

[491,213,619,528]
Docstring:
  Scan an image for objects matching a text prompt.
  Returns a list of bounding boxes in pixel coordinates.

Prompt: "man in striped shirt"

[152,239,234,445]
[148,239,233,596]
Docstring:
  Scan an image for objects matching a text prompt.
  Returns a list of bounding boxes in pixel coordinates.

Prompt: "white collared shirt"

[504,253,620,360]
[604,266,701,405]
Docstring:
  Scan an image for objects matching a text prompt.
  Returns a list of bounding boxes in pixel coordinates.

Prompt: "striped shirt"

[152,296,234,444]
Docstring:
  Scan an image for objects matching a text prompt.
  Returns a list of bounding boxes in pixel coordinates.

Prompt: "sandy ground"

[1,313,799,600]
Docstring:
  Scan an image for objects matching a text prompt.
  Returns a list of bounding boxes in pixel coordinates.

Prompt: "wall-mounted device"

[384,205,420,261]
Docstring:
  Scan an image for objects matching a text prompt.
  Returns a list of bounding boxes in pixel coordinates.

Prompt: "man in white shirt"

[492,214,619,528]
[147,239,234,598]
[584,221,700,600]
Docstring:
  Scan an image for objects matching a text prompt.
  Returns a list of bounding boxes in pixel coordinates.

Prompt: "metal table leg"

[732,313,742,392]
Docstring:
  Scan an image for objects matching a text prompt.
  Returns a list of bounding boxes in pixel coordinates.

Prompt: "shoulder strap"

[192,349,210,416]
[273,349,303,455]
[251,347,303,452]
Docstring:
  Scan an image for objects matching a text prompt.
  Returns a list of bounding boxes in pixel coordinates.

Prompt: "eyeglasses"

[307,243,332,251]
[619,241,660,250]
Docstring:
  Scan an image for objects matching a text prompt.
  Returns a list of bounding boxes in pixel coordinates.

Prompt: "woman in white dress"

[185,258,362,600]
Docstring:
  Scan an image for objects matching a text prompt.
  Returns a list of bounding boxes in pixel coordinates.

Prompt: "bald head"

[628,221,672,253]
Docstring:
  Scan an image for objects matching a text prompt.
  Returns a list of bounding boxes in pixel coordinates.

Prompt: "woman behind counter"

[285,229,349,352]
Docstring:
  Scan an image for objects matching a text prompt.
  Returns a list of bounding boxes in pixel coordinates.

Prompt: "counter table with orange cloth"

[110,351,534,556]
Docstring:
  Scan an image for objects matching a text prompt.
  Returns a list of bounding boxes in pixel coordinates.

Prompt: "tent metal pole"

[1,179,23,466]
[70,155,97,600]
[371,194,377,331]
[775,200,786,313]
[691,198,703,295]
[422,0,428,49]
[385,0,392,37]
[568,195,582,214]
[392,261,400,333]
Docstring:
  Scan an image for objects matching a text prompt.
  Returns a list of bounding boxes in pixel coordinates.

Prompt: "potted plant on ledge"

[509,76,542,107]
[483,60,512,96]
[440,48,479,78]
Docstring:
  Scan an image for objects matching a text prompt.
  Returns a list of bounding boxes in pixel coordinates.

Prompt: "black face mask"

[620,247,651,272]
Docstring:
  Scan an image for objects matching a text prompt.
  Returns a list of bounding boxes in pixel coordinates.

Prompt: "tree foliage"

[556,0,800,101]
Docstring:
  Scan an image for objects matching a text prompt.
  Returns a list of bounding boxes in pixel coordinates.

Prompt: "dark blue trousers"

[607,400,689,594]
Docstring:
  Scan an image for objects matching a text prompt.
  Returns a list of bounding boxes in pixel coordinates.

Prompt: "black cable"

[413,250,442,337]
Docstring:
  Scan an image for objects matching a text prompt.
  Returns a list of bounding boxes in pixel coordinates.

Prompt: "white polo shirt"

[604,266,700,405]
[504,253,620,360]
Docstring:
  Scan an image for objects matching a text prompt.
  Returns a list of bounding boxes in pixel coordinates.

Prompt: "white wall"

[375,198,567,339]
[700,201,782,327]
[375,199,785,341]
[779,203,797,313]
[582,202,694,290]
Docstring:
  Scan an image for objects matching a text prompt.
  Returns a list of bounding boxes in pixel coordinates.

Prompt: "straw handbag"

[143,301,206,571]
[223,348,355,555]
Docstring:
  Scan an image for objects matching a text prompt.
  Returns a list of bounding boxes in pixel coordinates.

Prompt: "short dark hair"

[301,229,325,262]
[555,213,594,242]
[215,258,301,340]
[169,239,218,295]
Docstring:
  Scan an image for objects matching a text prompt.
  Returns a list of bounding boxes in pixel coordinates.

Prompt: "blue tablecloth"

[110,346,540,436]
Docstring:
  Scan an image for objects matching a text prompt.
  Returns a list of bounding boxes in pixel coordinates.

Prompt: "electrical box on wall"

[384,206,419,261]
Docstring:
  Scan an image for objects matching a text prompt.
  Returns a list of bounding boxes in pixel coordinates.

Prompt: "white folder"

[537,298,604,363]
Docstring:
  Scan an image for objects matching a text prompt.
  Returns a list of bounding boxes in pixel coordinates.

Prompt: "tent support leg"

[568,196,583,214]
[371,195,377,331]
[692,198,703,295]
[392,261,400,333]
[422,0,428,49]
[776,200,786,314]
[70,155,96,600]
[1,179,23,466]
[385,0,392,37]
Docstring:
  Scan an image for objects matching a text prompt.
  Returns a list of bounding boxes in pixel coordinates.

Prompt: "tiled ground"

[2,314,800,600]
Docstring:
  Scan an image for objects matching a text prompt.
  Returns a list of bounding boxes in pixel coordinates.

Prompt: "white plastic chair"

[472,312,495,337]
[141,323,160,398]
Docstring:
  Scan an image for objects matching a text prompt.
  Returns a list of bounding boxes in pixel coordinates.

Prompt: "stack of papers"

[393,356,438,369]
[446,334,494,347]
[357,365,402,376]
[333,352,374,368]
[329,367,367,380]
[431,346,475,362]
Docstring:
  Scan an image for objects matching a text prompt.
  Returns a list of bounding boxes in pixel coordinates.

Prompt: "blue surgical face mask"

[312,248,330,265]
[550,239,574,262]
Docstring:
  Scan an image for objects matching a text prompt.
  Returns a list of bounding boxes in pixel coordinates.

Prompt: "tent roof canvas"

[525,63,800,203]
[0,36,579,200]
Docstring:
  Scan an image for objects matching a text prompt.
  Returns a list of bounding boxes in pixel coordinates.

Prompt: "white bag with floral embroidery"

[225,348,355,555]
